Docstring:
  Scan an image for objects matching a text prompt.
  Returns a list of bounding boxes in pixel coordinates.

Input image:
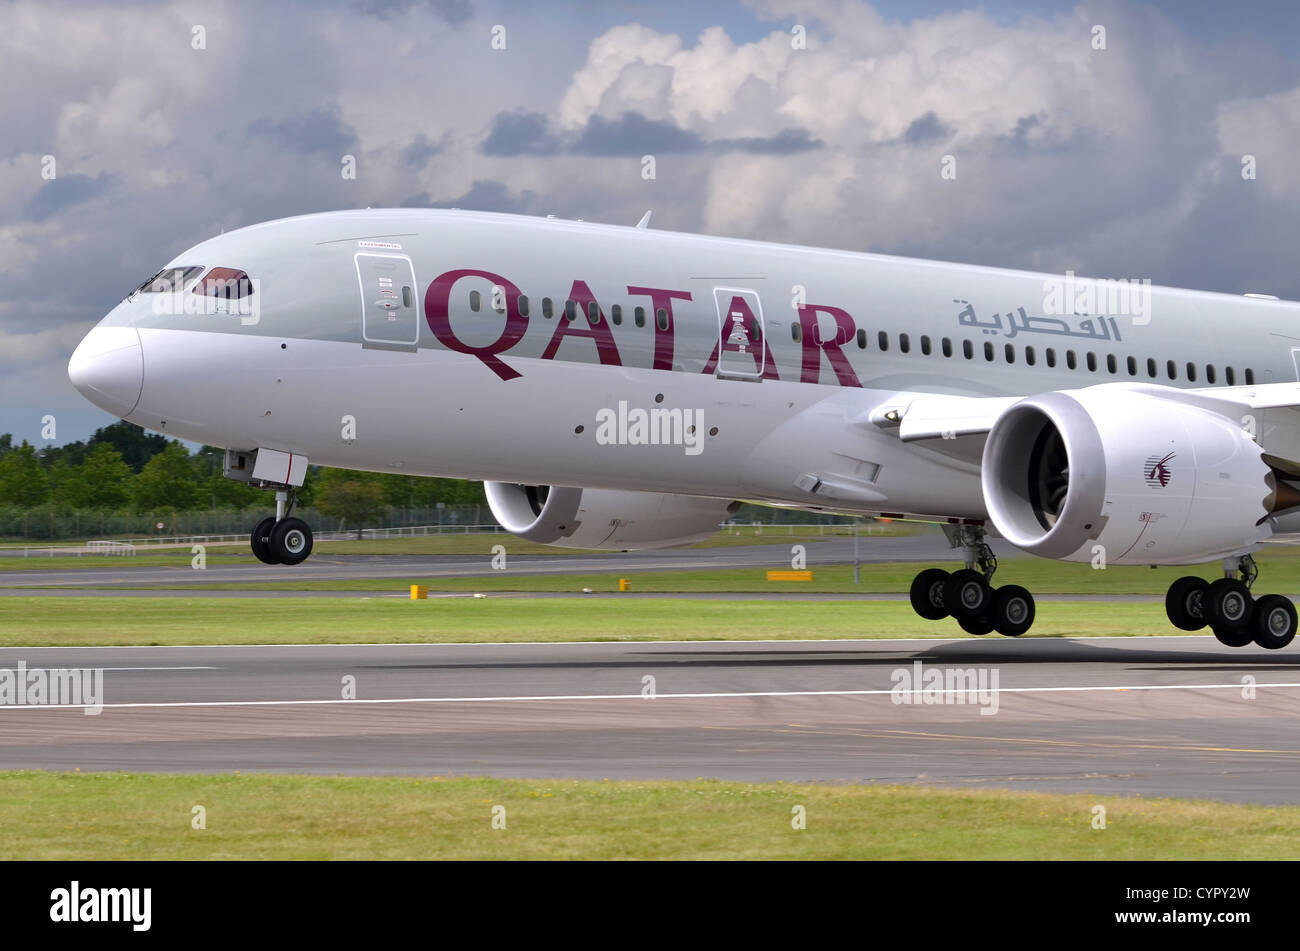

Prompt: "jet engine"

[484,482,740,550]
[981,388,1287,565]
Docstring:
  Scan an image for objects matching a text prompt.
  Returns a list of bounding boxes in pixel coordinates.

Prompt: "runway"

[0,535,962,589]
[3,636,1300,804]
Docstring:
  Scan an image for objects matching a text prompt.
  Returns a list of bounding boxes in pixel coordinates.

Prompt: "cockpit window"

[193,267,256,300]
[133,266,204,295]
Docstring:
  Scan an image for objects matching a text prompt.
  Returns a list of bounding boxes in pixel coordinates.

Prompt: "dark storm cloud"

[401,133,444,169]
[716,127,822,154]
[572,112,704,155]
[482,110,820,157]
[902,111,951,145]
[419,179,542,215]
[247,107,358,155]
[481,111,564,156]
[23,173,113,222]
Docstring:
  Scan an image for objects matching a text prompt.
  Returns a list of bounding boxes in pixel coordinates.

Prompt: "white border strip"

[1,679,1297,711]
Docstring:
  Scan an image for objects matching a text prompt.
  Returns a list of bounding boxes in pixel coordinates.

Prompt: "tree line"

[0,422,486,521]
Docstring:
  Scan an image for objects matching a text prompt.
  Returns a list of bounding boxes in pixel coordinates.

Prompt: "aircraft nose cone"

[68,326,144,418]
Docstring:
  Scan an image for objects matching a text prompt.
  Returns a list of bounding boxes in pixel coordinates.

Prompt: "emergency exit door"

[356,253,420,351]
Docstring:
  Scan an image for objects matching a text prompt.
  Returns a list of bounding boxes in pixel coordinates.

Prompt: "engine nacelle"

[484,482,740,550]
[981,388,1274,565]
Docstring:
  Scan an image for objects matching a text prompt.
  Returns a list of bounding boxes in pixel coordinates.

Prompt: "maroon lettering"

[627,286,691,371]
[798,303,861,387]
[540,280,623,366]
[702,294,779,380]
[425,269,527,381]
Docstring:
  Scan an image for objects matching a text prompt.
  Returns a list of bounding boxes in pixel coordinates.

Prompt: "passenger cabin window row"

[840,325,1255,386]
[468,290,669,329]
[465,288,1257,386]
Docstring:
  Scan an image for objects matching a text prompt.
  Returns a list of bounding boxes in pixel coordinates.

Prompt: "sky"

[3,0,1300,447]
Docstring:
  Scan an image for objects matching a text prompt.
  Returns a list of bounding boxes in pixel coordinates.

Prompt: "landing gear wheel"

[909,568,951,620]
[992,585,1035,637]
[1206,577,1253,643]
[957,614,995,636]
[251,517,279,565]
[1251,595,1297,650]
[269,517,313,566]
[1165,576,1209,631]
[944,569,991,620]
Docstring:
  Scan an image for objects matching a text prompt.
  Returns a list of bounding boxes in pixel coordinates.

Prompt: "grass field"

[123,553,1300,596]
[0,771,1292,859]
[0,595,1188,646]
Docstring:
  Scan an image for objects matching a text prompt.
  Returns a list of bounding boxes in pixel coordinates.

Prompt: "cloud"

[247,107,358,155]
[481,108,820,157]
[481,111,563,156]
[22,173,112,222]
[4,0,1300,450]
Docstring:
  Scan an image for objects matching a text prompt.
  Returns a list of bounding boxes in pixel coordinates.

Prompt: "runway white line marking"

[1,679,1298,710]
[0,666,216,671]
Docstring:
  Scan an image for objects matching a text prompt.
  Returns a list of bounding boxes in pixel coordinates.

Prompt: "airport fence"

[0,500,872,545]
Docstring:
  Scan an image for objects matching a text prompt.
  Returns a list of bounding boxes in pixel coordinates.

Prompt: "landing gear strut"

[907,525,1036,637]
[250,488,314,566]
[1165,555,1296,649]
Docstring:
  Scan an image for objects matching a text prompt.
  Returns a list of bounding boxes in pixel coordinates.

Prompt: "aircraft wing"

[867,382,1300,464]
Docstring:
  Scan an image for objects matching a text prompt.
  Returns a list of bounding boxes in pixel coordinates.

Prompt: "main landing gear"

[908,525,1036,637]
[250,488,314,566]
[1165,554,1297,650]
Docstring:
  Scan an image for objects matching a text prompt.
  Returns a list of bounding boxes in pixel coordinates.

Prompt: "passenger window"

[1066,350,1077,370]
[984,342,994,361]
[656,307,669,331]
[1004,343,1015,364]
[611,304,622,325]
[1025,346,1036,366]
[1245,368,1256,384]
[542,297,553,319]
[518,295,530,317]
[899,333,910,354]
[962,340,973,359]
[1226,367,1236,385]
[588,301,600,325]
[921,335,932,355]
[1086,352,1097,372]
[634,306,646,328]
[878,331,889,352]
[1045,348,1056,368]
[1167,360,1177,380]
[1105,353,1116,374]
[1126,356,1136,376]
[1147,358,1157,378]
[564,299,577,321]
[856,328,867,349]
[402,286,413,309]
[1186,362,1197,382]
[790,322,801,342]
[1206,364,1216,384]
[941,337,953,357]
[469,290,481,312]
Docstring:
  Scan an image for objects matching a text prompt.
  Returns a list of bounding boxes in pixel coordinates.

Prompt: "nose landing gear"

[250,488,314,566]
[907,525,1036,637]
[1165,555,1296,649]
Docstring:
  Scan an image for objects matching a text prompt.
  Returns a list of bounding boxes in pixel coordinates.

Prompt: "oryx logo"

[1144,451,1175,488]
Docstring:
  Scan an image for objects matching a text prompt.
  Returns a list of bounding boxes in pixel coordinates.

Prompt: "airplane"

[66,208,1300,649]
